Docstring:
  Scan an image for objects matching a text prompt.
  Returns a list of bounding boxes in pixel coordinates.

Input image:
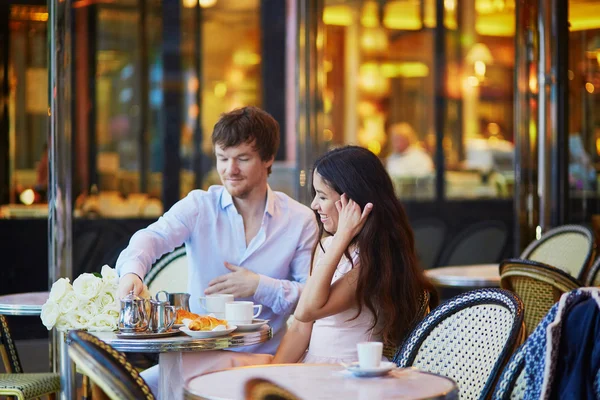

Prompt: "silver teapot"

[118,290,149,333]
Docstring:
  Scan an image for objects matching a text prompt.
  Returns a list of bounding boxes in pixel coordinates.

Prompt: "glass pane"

[444,0,515,200]
[323,0,437,201]
[2,5,49,218]
[567,0,600,223]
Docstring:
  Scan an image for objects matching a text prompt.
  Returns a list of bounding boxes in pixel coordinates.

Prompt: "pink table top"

[0,291,49,316]
[425,264,500,288]
[185,364,458,399]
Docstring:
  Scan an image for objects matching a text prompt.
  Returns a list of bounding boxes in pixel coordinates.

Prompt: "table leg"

[59,331,76,400]
[159,351,183,400]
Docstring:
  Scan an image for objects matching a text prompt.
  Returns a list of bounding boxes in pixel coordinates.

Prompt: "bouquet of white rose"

[41,265,120,332]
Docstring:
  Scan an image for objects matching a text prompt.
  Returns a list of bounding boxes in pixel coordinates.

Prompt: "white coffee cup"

[225,301,262,325]
[357,342,383,369]
[198,294,234,318]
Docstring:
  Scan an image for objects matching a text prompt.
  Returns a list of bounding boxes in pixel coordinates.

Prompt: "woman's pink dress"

[301,236,383,364]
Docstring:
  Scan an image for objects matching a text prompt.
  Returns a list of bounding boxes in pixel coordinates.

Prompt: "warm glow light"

[323,129,334,141]
[188,104,199,118]
[529,74,538,93]
[380,62,429,78]
[361,27,389,54]
[474,61,486,78]
[595,138,600,156]
[361,2,379,28]
[445,0,456,11]
[367,140,382,155]
[214,82,227,98]
[323,5,352,26]
[199,0,217,8]
[20,189,35,206]
[568,70,574,80]
[359,63,390,97]
[182,0,196,8]
[357,101,377,117]
[466,76,480,87]
[227,69,245,86]
[233,50,261,67]
[586,82,595,93]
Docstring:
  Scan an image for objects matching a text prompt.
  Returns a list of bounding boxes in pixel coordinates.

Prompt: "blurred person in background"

[386,123,434,178]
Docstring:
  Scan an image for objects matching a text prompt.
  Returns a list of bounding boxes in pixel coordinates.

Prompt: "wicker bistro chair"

[520,224,595,281]
[383,290,431,360]
[499,259,581,336]
[144,246,188,295]
[584,256,600,286]
[0,315,60,400]
[492,345,526,400]
[244,378,300,400]
[67,330,155,400]
[394,288,525,400]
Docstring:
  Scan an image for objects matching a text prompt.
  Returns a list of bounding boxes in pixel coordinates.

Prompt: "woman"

[273,145,436,364]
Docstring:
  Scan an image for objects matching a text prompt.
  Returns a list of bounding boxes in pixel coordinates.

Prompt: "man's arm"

[252,215,318,316]
[116,192,200,298]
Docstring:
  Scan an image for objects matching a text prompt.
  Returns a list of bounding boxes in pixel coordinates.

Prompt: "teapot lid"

[121,290,144,303]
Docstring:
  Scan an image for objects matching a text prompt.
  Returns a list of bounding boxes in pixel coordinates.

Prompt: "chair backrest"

[394,288,524,400]
[0,315,22,373]
[438,221,508,266]
[67,330,155,400]
[244,378,300,400]
[584,257,600,286]
[144,246,188,295]
[412,218,447,269]
[492,345,526,400]
[499,259,581,336]
[383,290,431,360]
[520,224,595,281]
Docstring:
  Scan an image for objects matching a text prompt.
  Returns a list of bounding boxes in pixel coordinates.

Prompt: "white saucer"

[179,325,237,338]
[233,319,270,332]
[344,361,397,377]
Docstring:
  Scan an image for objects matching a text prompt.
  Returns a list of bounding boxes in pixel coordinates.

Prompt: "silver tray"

[115,329,182,339]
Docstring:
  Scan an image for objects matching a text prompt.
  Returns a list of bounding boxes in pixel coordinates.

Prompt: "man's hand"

[117,273,145,300]
[205,262,260,298]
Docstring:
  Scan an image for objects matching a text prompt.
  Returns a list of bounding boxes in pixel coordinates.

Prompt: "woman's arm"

[294,195,372,322]
[272,318,314,364]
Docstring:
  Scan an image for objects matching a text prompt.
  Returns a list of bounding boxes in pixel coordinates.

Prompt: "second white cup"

[225,301,262,325]
[357,342,383,369]
[198,294,234,319]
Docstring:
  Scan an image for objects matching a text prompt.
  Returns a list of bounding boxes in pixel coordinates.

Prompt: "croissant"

[176,309,200,325]
[188,315,228,331]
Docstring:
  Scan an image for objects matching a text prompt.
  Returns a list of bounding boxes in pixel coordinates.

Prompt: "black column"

[0,3,9,204]
[260,0,286,160]
[433,0,447,202]
[162,0,182,210]
[193,3,204,190]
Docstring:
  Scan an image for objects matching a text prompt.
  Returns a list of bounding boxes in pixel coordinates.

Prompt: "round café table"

[93,325,272,400]
[185,364,458,400]
[425,264,500,288]
[0,291,49,316]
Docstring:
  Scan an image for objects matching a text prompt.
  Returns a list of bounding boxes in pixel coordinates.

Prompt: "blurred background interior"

[0,0,599,353]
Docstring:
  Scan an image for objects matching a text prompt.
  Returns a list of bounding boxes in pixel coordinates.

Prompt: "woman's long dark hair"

[311,146,437,345]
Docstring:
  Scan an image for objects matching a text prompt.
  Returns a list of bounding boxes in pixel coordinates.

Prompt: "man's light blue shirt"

[116,185,318,354]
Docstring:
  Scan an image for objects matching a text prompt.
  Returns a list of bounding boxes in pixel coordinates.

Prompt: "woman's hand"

[334,193,373,241]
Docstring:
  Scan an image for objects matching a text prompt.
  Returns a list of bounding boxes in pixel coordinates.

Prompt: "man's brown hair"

[212,107,280,174]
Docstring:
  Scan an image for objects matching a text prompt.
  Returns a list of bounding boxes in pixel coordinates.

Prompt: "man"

[116,106,318,396]
[386,122,434,178]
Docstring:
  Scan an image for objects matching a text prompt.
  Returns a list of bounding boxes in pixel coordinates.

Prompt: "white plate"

[178,325,237,338]
[343,361,397,377]
[233,319,270,332]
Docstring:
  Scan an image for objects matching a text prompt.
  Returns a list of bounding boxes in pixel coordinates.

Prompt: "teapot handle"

[155,290,169,303]
[165,305,176,330]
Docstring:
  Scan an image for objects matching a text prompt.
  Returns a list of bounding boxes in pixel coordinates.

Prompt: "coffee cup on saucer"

[198,294,234,319]
[357,342,383,369]
[225,301,262,325]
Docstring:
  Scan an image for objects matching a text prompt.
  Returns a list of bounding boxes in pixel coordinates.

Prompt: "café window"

[322,0,515,201]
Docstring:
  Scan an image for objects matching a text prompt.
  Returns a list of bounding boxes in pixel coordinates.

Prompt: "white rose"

[78,301,99,318]
[88,314,118,332]
[41,300,61,330]
[64,309,91,330]
[55,315,74,331]
[94,291,117,313]
[48,278,72,302]
[58,291,80,314]
[72,273,103,301]
[100,265,119,285]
